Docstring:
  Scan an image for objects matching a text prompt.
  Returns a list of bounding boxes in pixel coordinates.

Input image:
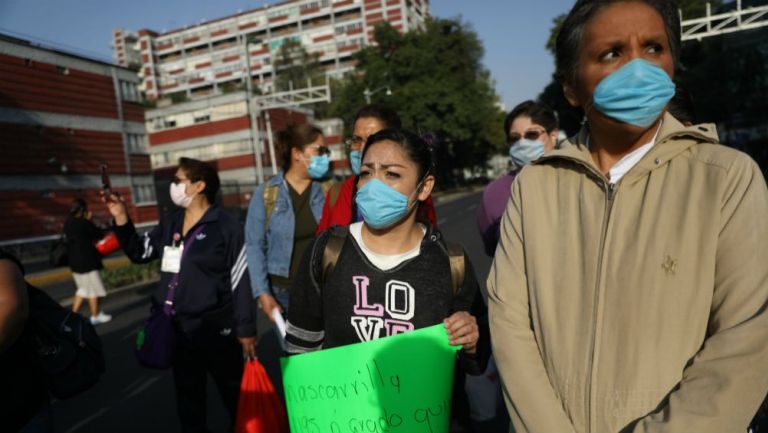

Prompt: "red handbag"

[95,232,120,256]
[236,359,289,433]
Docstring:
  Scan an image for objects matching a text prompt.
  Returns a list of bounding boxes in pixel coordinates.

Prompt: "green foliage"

[100,261,160,289]
[676,23,768,175]
[678,0,722,19]
[274,39,323,92]
[545,14,566,57]
[142,97,157,109]
[168,91,188,104]
[326,19,505,180]
[221,81,245,94]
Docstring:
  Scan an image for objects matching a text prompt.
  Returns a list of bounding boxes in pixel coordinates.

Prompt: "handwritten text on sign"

[281,324,459,433]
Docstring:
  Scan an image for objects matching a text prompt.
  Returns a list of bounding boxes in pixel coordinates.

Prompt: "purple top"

[476,172,516,256]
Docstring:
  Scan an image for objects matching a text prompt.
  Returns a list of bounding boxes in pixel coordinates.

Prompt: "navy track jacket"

[113,205,257,338]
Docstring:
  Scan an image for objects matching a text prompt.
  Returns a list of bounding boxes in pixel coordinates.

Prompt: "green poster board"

[280,324,460,433]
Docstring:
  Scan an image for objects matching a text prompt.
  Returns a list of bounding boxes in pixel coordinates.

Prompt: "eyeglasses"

[172,175,193,184]
[507,129,548,145]
[306,144,331,156]
[344,136,364,150]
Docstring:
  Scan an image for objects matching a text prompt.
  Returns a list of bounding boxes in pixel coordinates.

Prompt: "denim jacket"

[245,172,326,297]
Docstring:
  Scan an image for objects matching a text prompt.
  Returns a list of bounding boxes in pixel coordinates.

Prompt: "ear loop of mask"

[407,172,431,213]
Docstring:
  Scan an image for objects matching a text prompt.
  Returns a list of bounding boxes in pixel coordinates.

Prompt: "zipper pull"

[607,183,616,200]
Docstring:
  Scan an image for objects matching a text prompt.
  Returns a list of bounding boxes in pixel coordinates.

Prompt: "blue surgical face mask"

[592,59,675,128]
[509,139,545,167]
[356,178,420,230]
[306,155,330,179]
[349,150,362,175]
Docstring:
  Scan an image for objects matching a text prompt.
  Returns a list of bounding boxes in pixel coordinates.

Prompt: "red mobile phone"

[100,164,112,197]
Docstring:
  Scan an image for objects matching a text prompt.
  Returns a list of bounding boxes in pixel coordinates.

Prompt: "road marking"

[124,376,162,400]
[63,407,109,433]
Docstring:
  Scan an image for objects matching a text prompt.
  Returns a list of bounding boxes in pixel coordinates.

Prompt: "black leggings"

[172,328,243,433]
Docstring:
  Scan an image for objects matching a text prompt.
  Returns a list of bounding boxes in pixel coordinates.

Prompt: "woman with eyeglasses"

[315,104,438,234]
[105,157,257,433]
[476,100,559,256]
[245,123,332,322]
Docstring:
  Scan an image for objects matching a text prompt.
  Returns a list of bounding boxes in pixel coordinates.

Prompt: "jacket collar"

[535,112,719,185]
[268,171,324,196]
[267,172,285,187]
[172,204,220,234]
[198,204,221,225]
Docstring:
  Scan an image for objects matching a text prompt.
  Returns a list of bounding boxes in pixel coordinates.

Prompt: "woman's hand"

[444,311,479,354]
[100,192,128,226]
[238,336,258,360]
[259,293,283,322]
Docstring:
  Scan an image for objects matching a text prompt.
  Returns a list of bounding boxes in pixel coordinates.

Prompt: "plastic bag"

[95,232,120,256]
[236,359,289,433]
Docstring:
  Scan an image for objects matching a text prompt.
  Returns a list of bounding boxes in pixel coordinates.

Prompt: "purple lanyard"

[163,224,206,315]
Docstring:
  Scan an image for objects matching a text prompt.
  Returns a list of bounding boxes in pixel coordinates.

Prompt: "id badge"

[161,244,183,273]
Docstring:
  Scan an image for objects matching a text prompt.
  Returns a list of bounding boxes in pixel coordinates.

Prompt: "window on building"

[132,184,157,204]
[126,134,148,153]
[150,152,171,168]
[150,118,163,132]
[193,113,211,123]
[57,66,70,75]
[150,139,254,169]
[163,119,177,128]
[120,80,140,102]
[300,1,329,11]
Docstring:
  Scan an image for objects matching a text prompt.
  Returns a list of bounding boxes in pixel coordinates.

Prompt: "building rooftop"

[0,31,131,71]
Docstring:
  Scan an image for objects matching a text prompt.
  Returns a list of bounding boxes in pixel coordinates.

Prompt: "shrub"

[100,261,160,289]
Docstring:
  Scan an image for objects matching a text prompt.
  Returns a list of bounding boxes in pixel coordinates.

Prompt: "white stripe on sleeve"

[230,246,247,290]
[141,233,153,260]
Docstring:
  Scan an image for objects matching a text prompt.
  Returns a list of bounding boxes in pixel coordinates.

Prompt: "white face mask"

[169,182,194,208]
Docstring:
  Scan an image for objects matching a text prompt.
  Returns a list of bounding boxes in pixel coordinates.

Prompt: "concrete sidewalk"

[26,255,132,287]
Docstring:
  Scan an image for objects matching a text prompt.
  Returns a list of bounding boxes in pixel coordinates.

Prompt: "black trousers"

[172,328,243,433]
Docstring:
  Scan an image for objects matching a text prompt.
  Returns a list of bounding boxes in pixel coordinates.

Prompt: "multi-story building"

[146,93,315,210]
[112,29,142,70]
[114,0,429,100]
[145,93,346,214]
[0,33,157,247]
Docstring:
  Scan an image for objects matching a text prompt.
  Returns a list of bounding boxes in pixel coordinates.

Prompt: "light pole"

[363,86,392,104]
[244,35,265,184]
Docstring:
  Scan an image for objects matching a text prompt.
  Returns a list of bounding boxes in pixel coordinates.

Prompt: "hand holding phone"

[100,164,112,197]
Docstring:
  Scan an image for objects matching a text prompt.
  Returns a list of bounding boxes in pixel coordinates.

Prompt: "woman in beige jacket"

[487,1,768,433]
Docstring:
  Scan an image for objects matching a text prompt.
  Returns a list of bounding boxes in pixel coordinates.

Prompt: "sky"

[0,0,577,111]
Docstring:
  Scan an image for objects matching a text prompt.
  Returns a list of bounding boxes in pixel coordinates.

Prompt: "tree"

[273,39,323,92]
[326,19,505,185]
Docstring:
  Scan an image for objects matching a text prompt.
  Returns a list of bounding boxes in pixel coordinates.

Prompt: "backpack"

[49,234,68,267]
[318,226,466,295]
[263,179,340,227]
[27,283,106,399]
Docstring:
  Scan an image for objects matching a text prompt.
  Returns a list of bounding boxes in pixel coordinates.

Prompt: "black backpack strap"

[321,225,349,286]
[446,241,465,296]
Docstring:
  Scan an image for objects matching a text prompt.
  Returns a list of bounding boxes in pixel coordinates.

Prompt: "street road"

[49,190,492,433]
